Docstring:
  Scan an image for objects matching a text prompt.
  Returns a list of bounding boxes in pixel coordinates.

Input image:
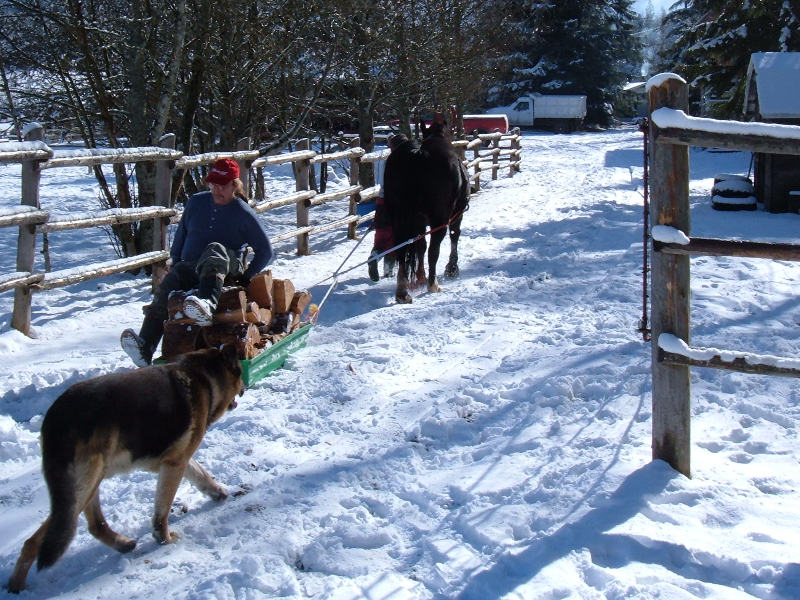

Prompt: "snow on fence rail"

[0,124,522,336]
[646,74,800,478]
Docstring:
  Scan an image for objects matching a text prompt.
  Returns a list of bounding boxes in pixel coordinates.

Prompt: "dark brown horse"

[383,120,470,303]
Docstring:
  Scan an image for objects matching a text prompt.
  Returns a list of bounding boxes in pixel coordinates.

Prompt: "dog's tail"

[37,427,79,571]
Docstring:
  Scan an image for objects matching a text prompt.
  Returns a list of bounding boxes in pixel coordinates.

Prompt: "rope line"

[313,227,372,315]
[312,204,469,317]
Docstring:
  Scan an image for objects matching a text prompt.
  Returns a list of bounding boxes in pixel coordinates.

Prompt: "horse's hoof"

[396,292,413,304]
[444,267,459,278]
[428,283,441,293]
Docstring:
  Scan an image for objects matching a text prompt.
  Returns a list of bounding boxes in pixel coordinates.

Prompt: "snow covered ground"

[2,126,800,599]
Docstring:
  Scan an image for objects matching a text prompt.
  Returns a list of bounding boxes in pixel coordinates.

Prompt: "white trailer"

[487,94,587,131]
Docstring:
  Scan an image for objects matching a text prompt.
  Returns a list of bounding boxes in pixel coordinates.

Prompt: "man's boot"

[120,313,163,367]
[184,274,223,325]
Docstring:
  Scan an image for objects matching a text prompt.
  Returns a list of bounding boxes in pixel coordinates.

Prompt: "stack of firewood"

[160,270,314,361]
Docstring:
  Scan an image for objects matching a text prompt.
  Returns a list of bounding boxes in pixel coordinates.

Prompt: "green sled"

[154,323,312,387]
[240,323,313,386]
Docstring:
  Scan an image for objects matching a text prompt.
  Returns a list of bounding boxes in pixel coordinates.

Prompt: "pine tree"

[667,0,800,118]
[491,0,642,127]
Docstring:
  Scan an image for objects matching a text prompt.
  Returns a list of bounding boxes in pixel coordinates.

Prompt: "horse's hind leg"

[445,216,463,278]
[414,238,427,289]
[427,228,446,293]
[395,254,412,304]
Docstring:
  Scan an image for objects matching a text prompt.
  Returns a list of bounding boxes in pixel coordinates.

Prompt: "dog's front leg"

[184,458,227,501]
[152,461,187,544]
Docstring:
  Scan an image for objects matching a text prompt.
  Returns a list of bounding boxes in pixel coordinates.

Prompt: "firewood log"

[200,322,261,360]
[288,291,312,331]
[289,290,312,315]
[263,332,288,344]
[213,307,247,323]
[247,271,273,308]
[161,320,205,360]
[244,302,261,324]
[167,290,191,320]
[217,288,248,312]
[271,279,295,313]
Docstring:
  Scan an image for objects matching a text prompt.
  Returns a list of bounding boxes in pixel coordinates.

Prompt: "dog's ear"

[219,343,242,375]
[220,343,238,364]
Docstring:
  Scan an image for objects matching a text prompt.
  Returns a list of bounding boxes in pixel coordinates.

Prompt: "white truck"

[487,94,587,132]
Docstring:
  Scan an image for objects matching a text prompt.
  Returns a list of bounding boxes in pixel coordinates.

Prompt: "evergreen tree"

[640,2,672,77]
[492,0,642,127]
[667,0,800,118]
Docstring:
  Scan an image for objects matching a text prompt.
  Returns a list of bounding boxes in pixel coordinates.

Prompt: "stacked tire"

[711,174,756,211]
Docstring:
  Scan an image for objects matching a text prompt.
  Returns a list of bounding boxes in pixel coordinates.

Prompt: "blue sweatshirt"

[171,191,274,279]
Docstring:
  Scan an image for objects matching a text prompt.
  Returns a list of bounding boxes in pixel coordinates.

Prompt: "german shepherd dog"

[7,344,244,593]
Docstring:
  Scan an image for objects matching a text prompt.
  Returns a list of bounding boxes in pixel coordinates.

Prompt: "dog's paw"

[152,519,180,545]
[114,536,137,554]
[232,484,251,498]
[208,487,228,502]
[154,529,180,545]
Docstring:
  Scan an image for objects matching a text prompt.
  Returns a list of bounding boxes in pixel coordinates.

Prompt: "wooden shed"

[743,52,800,212]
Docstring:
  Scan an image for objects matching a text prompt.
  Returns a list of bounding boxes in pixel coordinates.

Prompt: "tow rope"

[312,204,470,316]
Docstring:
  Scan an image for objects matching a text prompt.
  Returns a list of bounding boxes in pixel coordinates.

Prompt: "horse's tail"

[383,142,427,280]
[393,212,422,278]
[456,161,471,214]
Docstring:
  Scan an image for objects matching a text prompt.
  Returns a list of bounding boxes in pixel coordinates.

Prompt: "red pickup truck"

[460,113,509,135]
[387,111,509,136]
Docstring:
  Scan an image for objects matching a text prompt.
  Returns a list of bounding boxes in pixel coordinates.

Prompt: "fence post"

[348,139,361,240]
[12,123,44,335]
[648,74,692,477]
[472,136,481,193]
[152,133,174,292]
[491,136,500,180]
[511,129,521,175]
[294,138,311,255]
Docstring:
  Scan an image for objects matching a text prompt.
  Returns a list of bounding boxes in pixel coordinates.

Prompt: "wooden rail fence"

[647,74,800,477]
[0,125,522,336]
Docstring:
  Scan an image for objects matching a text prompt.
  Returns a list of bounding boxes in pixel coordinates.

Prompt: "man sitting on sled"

[121,158,274,367]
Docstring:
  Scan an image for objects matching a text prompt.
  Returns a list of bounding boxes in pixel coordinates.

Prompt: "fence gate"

[647,74,800,477]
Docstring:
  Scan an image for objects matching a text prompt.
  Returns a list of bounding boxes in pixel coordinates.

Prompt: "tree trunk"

[356,79,375,188]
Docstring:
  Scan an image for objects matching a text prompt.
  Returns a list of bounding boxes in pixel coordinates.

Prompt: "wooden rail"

[0,126,523,336]
[647,74,800,477]
[654,237,800,261]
